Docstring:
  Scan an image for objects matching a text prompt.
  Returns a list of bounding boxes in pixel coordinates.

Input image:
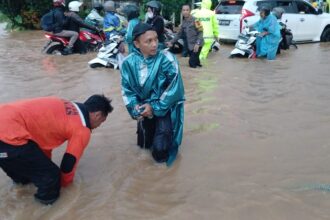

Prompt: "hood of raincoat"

[201,0,212,10]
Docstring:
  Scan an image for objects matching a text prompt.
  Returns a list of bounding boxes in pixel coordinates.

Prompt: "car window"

[295,0,317,14]
[275,1,297,13]
[215,0,245,14]
[256,1,276,10]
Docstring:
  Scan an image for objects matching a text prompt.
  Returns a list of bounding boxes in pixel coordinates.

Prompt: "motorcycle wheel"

[46,44,64,55]
[89,63,104,68]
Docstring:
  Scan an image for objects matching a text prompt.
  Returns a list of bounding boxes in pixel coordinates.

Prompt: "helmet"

[122,4,139,21]
[93,2,103,12]
[146,1,162,13]
[103,1,115,12]
[260,6,271,16]
[68,1,82,12]
[272,7,285,19]
[53,0,65,7]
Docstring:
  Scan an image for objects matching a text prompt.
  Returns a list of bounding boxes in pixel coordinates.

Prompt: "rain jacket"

[147,15,166,49]
[253,14,281,60]
[53,7,67,34]
[85,9,104,29]
[65,11,99,33]
[125,18,140,53]
[120,48,185,166]
[193,0,219,41]
[0,97,92,187]
[104,11,122,40]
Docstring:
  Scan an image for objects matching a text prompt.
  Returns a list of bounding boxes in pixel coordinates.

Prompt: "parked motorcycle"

[278,19,297,52]
[43,30,105,55]
[88,34,124,69]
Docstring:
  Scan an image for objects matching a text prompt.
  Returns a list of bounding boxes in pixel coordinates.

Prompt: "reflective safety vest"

[192,0,219,39]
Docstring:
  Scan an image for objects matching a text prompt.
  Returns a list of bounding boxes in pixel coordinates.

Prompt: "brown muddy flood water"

[0,29,330,220]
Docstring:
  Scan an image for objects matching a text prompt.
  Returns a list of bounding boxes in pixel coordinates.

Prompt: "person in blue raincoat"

[121,4,140,54]
[120,23,185,166]
[103,1,123,41]
[253,7,281,60]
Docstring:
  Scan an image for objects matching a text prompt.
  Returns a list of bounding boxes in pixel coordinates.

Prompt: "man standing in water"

[167,4,204,68]
[120,23,185,166]
[0,95,113,205]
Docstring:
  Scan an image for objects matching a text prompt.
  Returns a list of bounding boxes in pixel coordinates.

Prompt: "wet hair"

[182,4,191,9]
[84,94,113,117]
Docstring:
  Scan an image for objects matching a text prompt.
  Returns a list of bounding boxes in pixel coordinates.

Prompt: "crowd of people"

[0,0,290,206]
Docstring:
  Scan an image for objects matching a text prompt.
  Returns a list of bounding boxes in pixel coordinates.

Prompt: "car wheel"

[320,27,330,42]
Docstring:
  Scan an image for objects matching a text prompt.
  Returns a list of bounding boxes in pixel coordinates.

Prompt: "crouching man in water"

[120,23,185,167]
[0,95,113,205]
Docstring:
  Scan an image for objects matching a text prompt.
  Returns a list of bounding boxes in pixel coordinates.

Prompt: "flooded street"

[1,29,330,220]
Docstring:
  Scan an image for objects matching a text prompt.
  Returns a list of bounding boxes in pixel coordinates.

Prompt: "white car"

[215,0,330,42]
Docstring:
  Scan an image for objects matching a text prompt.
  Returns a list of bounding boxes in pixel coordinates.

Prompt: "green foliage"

[0,0,53,30]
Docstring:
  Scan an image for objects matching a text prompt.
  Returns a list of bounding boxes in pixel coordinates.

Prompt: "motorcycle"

[42,30,105,55]
[278,19,298,52]
[164,27,184,54]
[88,33,125,69]
[229,20,259,58]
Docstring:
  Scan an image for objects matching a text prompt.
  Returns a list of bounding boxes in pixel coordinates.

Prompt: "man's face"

[182,5,191,18]
[90,111,107,129]
[134,30,158,57]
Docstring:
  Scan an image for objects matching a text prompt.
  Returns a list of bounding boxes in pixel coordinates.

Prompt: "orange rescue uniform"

[0,97,91,186]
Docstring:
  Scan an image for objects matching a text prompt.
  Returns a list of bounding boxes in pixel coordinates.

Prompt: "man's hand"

[139,103,153,118]
[260,31,268,37]
[193,44,200,53]
[134,105,143,120]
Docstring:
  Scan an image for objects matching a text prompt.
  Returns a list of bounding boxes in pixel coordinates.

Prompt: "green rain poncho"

[120,48,185,166]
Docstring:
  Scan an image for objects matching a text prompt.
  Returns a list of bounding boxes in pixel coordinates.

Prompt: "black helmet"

[123,5,140,21]
[93,2,103,11]
[260,6,271,16]
[146,1,162,13]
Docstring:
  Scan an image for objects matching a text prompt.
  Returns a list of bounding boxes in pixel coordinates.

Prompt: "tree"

[0,0,53,30]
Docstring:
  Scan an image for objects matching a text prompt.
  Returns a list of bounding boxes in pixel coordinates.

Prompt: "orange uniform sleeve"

[60,127,91,187]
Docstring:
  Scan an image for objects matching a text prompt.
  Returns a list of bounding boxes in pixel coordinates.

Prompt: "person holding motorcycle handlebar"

[64,1,102,54]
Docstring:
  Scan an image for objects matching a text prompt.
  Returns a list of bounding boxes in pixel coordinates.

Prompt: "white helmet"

[69,1,83,12]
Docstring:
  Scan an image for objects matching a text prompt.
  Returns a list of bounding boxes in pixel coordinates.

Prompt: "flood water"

[1,29,330,220]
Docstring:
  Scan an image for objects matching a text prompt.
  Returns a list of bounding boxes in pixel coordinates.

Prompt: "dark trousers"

[189,48,202,68]
[0,140,60,204]
[182,34,189,57]
[137,112,173,163]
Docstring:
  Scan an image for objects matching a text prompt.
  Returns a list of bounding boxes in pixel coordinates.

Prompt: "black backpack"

[41,10,55,32]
